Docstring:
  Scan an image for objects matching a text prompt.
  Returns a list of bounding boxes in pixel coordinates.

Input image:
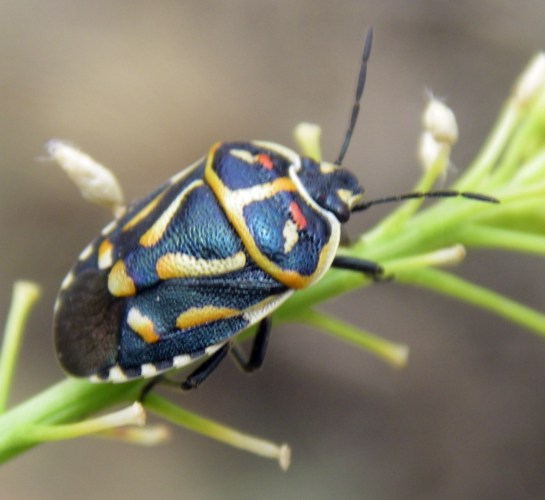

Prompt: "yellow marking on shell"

[176,306,240,330]
[282,219,299,254]
[101,219,117,236]
[336,189,365,209]
[97,239,114,269]
[139,180,203,247]
[205,145,316,289]
[122,191,165,231]
[320,162,339,174]
[348,192,365,209]
[156,251,246,279]
[336,189,354,207]
[127,307,160,343]
[108,260,136,297]
[78,242,94,261]
[229,149,255,164]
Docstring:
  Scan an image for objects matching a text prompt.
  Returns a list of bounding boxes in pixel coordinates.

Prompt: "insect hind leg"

[139,317,272,399]
[138,344,230,399]
[179,344,230,391]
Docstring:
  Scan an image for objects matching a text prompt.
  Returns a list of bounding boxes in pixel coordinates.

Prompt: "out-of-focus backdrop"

[2,1,545,499]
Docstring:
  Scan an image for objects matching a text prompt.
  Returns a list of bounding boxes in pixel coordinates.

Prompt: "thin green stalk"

[397,268,545,338]
[363,146,449,241]
[296,309,408,368]
[458,225,545,255]
[454,104,520,189]
[24,402,145,442]
[0,378,141,463]
[0,281,41,413]
[144,393,291,470]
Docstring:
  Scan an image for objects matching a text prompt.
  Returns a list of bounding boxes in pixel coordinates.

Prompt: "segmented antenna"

[336,29,499,209]
[335,28,373,166]
[352,190,499,212]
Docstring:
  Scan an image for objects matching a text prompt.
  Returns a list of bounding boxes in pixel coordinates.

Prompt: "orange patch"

[289,201,307,230]
[97,239,114,269]
[127,307,159,343]
[176,306,239,330]
[108,260,136,297]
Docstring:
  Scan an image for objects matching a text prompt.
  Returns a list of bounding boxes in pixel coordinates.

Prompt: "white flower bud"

[293,122,322,161]
[418,130,443,171]
[46,140,125,216]
[513,52,545,107]
[422,97,458,145]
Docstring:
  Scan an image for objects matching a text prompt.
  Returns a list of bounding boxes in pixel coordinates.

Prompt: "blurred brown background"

[2,1,545,499]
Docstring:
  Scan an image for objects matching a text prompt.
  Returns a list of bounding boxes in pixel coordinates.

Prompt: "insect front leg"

[332,255,384,280]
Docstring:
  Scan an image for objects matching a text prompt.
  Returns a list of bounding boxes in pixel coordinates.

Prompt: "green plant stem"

[458,225,545,255]
[0,281,41,413]
[296,309,408,368]
[144,393,290,470]
[0,378,141,463]
[397,268,545,338]
[454,101,520,190]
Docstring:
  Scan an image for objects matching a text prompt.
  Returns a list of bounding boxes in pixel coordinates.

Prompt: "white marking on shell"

[108,365,128,383]
[229,149,255,164]
[242,292,294,325]
[173,354,192,368]
[205,342,226,356]
[60,271,75,290]
[140,363,158,378]
[97,243,113,270]
[101,219,117,236]
[78,243,94,261]
[282,219,299,254]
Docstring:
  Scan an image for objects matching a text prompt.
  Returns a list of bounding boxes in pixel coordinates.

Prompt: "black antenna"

[352,190,499,212]
[335,28,373,166]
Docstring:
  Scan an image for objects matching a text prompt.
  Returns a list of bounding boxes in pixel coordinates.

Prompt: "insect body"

[53,140,370,383]
[53,30,496,387]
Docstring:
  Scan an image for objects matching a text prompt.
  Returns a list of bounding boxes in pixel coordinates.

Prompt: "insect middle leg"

[229,316,272,373]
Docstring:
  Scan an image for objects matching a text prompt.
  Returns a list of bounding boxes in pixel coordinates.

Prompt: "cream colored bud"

[46,140,125,215]
[293,122,322,161]
[418,131,443,171]
[422,97,458,145]
[513,52,545,106]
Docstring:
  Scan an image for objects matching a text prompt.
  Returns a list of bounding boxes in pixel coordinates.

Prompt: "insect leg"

[138,345,230,398]
[180,343,230,391]
[230,316,272,373]
[332,255,384,280]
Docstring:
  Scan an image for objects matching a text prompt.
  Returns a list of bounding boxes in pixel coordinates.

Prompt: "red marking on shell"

[289,201,307,230]
[256,153,274,170]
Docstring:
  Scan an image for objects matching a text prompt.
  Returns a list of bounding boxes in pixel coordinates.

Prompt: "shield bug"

[53,29,497,389]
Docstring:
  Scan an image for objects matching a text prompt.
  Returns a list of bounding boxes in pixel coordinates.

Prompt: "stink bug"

[53,30,496,389]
